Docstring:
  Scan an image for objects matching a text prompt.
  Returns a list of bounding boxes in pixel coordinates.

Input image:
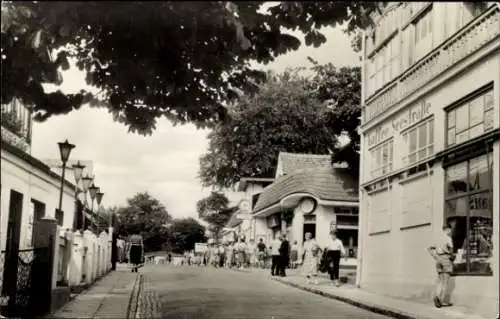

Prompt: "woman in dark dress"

[128,233,144,273]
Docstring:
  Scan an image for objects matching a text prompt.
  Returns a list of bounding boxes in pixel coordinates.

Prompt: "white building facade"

[358,3,499,317]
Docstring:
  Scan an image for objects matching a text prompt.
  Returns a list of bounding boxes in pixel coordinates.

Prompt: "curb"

[272,277,416,319]
[126,273,143,319]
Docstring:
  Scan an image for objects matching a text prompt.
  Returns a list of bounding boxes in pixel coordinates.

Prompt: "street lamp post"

[88,184,99,232]
[72,161,85,229]
[81,175,94,230]
[96,191,104,233]
[57,140,75,221]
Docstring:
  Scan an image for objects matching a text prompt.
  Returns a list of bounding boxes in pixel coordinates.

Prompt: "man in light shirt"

[324,230,347,286]
[428,224,455,308]
[270,233,282,276]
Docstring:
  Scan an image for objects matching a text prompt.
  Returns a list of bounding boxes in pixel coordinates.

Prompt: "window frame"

[402,117,434,166]
[445,86,495,147]
[444,150,494,276]
[370,139,394,179]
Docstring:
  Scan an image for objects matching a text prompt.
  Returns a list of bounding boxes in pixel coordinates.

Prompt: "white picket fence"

[54,227,112,288]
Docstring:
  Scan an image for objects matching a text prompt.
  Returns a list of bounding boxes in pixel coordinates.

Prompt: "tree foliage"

[199,64,361,189]
[2,1,376,134]
[167,217,206,254]
[196,191,235,240]
[114,192,172,252]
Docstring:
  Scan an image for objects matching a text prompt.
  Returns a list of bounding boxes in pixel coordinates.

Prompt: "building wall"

[359,3,499,316]
[1,149,76,252]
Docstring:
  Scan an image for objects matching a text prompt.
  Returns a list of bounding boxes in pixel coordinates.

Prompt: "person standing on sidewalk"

[278,234,290,277]
[290,240,299,269]
[324,230,347,286]
[128,233,144,273]
[301,232,321,284]
[427,224,455,308]
[270,233,282,276]
[256,238,266,269]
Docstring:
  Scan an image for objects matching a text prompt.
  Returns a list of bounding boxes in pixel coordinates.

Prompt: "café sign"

[367,100,432,148]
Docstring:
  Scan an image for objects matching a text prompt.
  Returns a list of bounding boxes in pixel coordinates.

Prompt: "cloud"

[30,25,358,219]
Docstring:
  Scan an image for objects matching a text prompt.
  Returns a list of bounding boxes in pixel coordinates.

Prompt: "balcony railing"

[1,99,32,152]
[363,4,500,125]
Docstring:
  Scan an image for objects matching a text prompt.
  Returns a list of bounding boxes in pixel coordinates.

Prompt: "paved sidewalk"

[49,265,139,319]
[271,273,490,319]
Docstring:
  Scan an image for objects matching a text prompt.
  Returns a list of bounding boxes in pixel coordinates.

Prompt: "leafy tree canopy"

[2,1,376,134]
[167,217,206,254]
[196,191,235,236]
[114,192,172,252]
[199,63,361,189]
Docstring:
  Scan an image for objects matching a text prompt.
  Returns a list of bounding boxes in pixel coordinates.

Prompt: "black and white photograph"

[0,2,499,318]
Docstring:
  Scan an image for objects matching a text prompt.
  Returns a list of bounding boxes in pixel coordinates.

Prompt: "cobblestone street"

[139,264,389,319]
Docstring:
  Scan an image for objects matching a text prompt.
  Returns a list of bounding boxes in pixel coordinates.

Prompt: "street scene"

[1,1,499,319]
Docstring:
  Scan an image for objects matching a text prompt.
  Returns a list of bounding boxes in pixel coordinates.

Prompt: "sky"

[31,25,359,220]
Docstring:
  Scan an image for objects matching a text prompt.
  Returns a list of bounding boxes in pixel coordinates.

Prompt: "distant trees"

[113,192,206,253]
[196,191,236,241]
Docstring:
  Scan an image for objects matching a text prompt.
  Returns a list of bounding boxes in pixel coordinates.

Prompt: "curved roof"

[253,166,358,213]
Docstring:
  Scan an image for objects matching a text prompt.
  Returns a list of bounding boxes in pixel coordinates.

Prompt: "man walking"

[256,238,266,269]
[278,234,290,277]
[428,224,455,308]
[270,233,282,276]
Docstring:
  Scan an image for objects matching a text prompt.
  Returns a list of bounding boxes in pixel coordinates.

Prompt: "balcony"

[1,99,32,152]
[363,4,500,125]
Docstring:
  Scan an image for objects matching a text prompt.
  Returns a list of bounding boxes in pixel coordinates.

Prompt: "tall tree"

[307,61,361,178]
[196,191,235,241]
[166,218,206,254]
[2,2,377,134]
[198,65,361,189]
[115,192,172,252]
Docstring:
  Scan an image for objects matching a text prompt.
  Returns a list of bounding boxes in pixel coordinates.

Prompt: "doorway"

[303,223,316,240]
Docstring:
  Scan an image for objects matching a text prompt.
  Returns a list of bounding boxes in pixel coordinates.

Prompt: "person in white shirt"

[324,230,347,286]
[270,233,282,276]
[427,224,455,308]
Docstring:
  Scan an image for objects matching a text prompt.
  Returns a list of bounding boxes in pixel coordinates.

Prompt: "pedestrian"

[167,252,172,264]
[256,238,266,269]
[301,232,321,284]
[324,230,347,286]
[128,232,144,273]
[270,233,282,276]
[278,234,290,277]
[236,237,247,269]
[427,223,455,308]
[290,240,299,269]
[218,244,225,268]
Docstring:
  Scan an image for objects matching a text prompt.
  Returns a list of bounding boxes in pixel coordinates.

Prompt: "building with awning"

[251,152,359,257]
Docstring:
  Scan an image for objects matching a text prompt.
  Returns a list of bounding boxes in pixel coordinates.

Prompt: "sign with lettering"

[392,100,432,132]
[366,100,432,148]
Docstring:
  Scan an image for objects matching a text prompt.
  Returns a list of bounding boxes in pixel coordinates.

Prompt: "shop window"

[402,118,434,166]
[370,139,394,179]
[444,152,493,275]
[447,88,494,147]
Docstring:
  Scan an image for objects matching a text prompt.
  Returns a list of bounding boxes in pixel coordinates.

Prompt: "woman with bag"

[301,232,321,284]
[128,232,144,273]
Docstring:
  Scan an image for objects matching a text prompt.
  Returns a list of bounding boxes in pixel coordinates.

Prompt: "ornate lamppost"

[71,161,85,229]
[81,175,94,230]
[96,191,104,233]
[57,140,75,222]
[88,183,99,232]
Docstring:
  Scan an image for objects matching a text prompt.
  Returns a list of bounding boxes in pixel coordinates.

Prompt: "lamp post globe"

[72,161,85,183]
[96,192,104,206]
[58,140,75,163]
[81,175,93,192]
